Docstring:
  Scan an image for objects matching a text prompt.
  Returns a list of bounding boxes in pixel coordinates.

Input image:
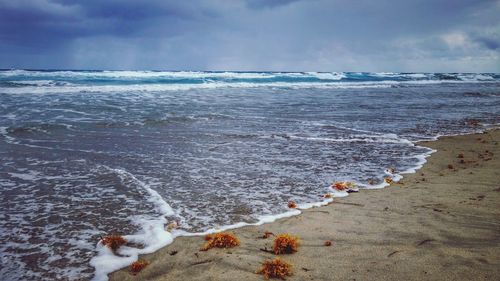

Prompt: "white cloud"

[441,32,469,49]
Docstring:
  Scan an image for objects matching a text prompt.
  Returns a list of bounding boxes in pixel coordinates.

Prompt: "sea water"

[0,70,499,280]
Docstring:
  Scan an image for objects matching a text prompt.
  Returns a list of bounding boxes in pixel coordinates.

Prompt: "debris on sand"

[202,232,240,251]
[129,260,149,275]
[258,258,293,280]
[101,235,127,252]
[273,234,300,255]
[331,181,357,191]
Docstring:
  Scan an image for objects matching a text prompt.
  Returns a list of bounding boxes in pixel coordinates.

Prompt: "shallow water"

[0,70,499,280]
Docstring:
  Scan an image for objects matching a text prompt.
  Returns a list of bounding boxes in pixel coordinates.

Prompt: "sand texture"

[110,130,500,281]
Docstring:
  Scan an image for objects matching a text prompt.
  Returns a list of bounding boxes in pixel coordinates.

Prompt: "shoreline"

[109,129,500,281]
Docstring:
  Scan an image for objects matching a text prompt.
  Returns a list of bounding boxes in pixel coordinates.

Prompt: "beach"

[1,0,500,279]
[109,129,500,281]
[1,71,499,280]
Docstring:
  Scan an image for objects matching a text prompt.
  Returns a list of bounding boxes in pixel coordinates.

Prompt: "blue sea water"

[0,70,499,280]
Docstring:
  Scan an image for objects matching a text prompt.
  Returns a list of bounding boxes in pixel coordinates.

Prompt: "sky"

[0,0,499,72]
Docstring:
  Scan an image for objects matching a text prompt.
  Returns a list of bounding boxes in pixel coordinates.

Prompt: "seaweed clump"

[101,235,127,251]
[202,232,240,251]
[273,233,300,255]
[331,181,356,191]
[129,260,149,275]
[287,200,297,209]
[258,258,293,280]
[384,177,393,184]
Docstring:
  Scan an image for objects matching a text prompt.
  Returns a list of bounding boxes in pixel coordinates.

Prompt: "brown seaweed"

[129,260,149,275]
[258,258,293,280]
[101,235,127,252]
[273,234,299,255]
[201,232,240,251]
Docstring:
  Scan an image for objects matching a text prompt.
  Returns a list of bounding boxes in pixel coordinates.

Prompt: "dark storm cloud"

[0,1,212,45]
[476,37,500,50]
[470,29,500,50]
[0,0,499,71]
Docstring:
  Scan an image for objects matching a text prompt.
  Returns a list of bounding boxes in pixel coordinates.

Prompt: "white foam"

[288,133,413,144]
[90,246,137,281]
[0,70,339,80]
[90,167,174,281]
[8,171,41,181]
[305,72,345,80]
[0,81,390,94]
[399,147,436,175]
[5,78,498,95]
[109,168,174,216]
[0,126,18,143]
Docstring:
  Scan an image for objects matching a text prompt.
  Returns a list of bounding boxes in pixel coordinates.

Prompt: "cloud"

[0,0,499,71]
[476,36,500,50]
[245,0,304,9]
[442,33,469,49]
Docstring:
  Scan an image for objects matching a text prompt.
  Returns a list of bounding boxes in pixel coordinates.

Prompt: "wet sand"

[110,129,500,281]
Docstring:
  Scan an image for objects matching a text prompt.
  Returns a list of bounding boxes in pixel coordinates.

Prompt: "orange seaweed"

[202,232,240,251]
[129,260,149,275]
[101,235,127,251]
[273,233,299,255]
[384,177,393,184]
[331,181,356,191]
[258,258,293,280]
[287,200,297,209]
[323,193,333,199]
[332,182,347,190]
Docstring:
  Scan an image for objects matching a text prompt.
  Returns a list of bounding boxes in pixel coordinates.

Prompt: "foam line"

[90,167,174,281]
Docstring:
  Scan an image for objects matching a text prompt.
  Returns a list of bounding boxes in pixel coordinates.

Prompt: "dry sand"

[110,129,500,281]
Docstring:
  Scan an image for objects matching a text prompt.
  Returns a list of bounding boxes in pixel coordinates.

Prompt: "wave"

[0,80,74,87]
[2,79,499,94]
[0,81,387,94]
[0,70,498,95]
[265,132,413,145]
[0,69,344,79]
[0,70,498,90]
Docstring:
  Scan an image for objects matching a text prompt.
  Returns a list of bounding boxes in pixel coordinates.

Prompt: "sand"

[110,129,500,281]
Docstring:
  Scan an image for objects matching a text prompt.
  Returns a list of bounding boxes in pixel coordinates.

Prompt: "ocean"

[0,70,499,280]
